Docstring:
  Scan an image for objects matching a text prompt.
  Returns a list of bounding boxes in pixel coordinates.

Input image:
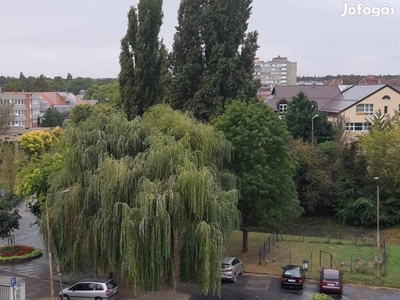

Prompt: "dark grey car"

[59,278,119,300]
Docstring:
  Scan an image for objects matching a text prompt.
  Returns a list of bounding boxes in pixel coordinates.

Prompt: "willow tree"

[46,104,239,296]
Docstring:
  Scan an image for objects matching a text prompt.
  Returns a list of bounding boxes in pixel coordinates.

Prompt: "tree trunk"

[242,229,249,253]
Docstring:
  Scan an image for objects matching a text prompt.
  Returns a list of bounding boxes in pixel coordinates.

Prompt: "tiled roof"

[265,85,341,111]
[40,92,68,106]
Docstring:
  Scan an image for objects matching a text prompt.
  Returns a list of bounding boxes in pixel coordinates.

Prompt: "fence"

[258,232,277,265]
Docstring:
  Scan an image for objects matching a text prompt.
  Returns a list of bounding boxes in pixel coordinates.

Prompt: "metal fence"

[258,233,277,265]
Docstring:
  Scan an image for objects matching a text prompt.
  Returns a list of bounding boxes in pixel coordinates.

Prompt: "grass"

[226,230,400,289]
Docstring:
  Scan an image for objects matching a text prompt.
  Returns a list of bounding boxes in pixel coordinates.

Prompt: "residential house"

[265,84,400,136]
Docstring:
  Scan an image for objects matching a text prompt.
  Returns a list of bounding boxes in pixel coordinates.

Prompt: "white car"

[59,278,119,300]
[220,257,244,283]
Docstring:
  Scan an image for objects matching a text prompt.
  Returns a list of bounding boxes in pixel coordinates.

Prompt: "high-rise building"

[254,56,297,90]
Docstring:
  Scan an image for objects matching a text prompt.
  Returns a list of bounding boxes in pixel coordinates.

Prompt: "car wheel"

[231,272,237,283]
[239,266,243,275]
[300,283,303,290]
[60,295,70,300]
[95,297,103,300]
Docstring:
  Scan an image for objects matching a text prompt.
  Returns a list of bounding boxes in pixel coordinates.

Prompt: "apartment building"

[254,56,297,90]
[0,92,41,128]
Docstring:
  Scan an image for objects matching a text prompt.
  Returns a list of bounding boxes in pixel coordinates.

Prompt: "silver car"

[220,257,244,282]
[59,278,119,300]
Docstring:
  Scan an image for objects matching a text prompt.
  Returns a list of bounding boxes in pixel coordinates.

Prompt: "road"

[135,274,400,300]
[2,203,400,299]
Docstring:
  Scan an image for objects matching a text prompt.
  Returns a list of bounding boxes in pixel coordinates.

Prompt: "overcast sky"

[1,0,398,78]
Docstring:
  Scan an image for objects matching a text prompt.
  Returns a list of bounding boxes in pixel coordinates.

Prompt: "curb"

[0,249,43,265]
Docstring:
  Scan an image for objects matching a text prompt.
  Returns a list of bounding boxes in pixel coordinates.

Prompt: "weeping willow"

[45,104,239,296]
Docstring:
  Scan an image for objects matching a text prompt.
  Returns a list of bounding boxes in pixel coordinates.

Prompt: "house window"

[279,103,287,114]
[384,106,388,114]
[345,122,370,131]
[356,104,373,115]
[382,95,391,100]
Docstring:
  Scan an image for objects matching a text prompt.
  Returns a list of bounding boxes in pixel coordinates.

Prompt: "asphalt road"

[135,274,400,300]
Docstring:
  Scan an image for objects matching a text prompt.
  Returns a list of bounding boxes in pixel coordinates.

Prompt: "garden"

[0,244,42,263]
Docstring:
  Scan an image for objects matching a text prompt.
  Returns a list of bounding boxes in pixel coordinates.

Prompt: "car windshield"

[324,271,339,280]
[221,263,230,269]
[106,280,117,290]
[284,267,301,276]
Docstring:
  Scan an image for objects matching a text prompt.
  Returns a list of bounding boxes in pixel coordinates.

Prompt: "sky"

[0,0,399,78]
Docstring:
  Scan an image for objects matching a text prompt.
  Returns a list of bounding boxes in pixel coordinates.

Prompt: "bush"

[0,245,34,257]
[310,294,334,300]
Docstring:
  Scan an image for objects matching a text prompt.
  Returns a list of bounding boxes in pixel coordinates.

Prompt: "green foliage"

[0,193,21,239]
[84,82,120,104]
[41,106,64,127]
[285,91,335,144]
[68,104,93,125]
[360,127,400,226]
[310,293,334,300]
[45,104,239,296]
[118,1,166,119]
[291,140,339,215]
[170,0,259,122]
[15,152,64,217]
[0,102,15,134]
[213,101,302,237]
[0,141,21,193]
[334,142,375,226]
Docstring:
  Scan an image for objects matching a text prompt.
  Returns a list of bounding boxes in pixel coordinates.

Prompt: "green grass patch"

[226,230,400,289]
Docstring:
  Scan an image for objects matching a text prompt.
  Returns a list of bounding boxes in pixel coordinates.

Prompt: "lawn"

[226,230,400,289]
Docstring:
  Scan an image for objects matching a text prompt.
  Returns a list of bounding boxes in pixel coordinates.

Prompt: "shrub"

[310,294,334,300]
[0,245,34,257]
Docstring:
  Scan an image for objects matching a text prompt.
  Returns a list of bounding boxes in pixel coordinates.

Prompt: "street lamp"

[374,177,380,279]
[311,114,319,147]
[46,189,70,299]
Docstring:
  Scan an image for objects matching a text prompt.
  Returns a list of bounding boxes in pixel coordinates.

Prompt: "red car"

[319,268,343,295]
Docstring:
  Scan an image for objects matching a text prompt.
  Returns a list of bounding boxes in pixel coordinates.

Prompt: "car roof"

[78,278,113,283]
[284,265,301,269]
[323,268,340,274]
[222,257,235,264]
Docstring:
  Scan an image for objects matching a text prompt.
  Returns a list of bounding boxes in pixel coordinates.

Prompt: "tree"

[18,127,62,158]
[285,91,335,144]
[19,72,26,80]
[41,106,63,127]
[0,141,21,194]
[170,0,259,121]
[68,104,93,124]
[118,0,166,119]
[213,101,302,252]
[41,104,239,296]
[84,81,120,104]
[0,193,21,239]
[0,102,14,134]
[360,127,400,226]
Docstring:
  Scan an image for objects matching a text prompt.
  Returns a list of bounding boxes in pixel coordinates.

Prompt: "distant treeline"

[0,72,117,95]
[298,74,400,85]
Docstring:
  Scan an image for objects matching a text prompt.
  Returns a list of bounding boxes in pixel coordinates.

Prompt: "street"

[2,203,400,300]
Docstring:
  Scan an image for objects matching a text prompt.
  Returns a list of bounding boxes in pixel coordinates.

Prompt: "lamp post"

[374,177,380,279]
[311,114,319,147]
[46,189,69,299]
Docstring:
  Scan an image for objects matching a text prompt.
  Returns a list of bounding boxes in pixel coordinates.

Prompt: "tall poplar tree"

[118,0,165,120]
[171,0,259,122]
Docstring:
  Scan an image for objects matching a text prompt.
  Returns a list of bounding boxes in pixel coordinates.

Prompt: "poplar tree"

[118,0,165,120]
[171,0,259,122]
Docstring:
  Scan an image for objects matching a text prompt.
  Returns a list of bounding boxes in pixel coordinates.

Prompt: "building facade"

[254,56,297,91]
[0,92,41,128]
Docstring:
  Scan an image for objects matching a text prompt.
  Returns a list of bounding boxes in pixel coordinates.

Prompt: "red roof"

[40,92,68,105]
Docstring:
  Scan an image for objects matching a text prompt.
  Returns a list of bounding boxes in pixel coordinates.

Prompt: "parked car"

[220,257,244,282]
[319,268,343,294]
[281,265,305,289]
[59,278,119,300]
